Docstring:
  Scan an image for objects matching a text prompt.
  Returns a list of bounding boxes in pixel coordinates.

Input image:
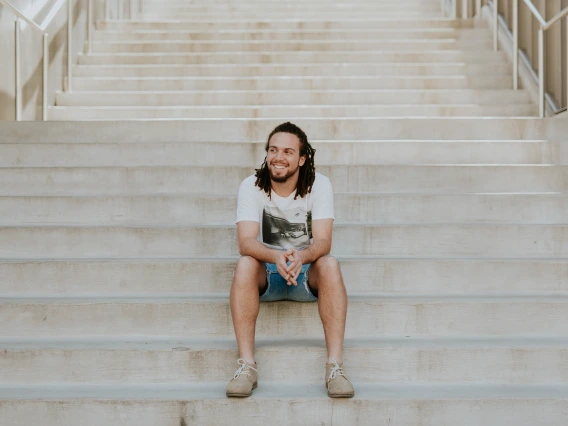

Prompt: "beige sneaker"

[226,359,258,397]
[325,358,354,398]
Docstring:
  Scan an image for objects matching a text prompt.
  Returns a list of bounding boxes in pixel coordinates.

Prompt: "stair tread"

[3,294,568,304]
[2,336,568,350]
[3,382,568,400]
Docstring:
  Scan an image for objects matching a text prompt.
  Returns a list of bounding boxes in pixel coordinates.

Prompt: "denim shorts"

[259,262,318,302]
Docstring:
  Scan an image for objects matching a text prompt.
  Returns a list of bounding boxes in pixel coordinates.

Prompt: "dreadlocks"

[254,122,316,200]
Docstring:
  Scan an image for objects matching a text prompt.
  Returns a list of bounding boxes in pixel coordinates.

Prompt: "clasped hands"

[275,248,304,286]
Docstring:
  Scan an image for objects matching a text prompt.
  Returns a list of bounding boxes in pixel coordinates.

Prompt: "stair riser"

[140,5,441,13]
[2,300,567,337]
[2,347,566,383]
[77,51,507,66]
[97,20,476,31]
[93,29,491,42]
[2,225,568,258]
[2,194,567,227]
[0,141,551,167]
[2,259,567,296]
[0,119,546,142]
[73,63,512,77]
[0,166,563,196]
[48,105,537,120]
[70,76,514,91]
[3,399,565,426]
[0,143,256,168]
[91,40,494,53]
[54,90,530,107]
[140,11,441,18]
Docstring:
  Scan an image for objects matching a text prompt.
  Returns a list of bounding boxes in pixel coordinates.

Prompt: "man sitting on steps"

[226,121,355,398]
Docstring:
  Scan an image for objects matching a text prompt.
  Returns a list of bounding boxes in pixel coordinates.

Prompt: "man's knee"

[235,256,263,274]
[233,256,265,288]
[313,255,341,274]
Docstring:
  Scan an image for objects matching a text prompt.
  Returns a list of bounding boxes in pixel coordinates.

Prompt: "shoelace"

[233,358,257,380]
[327,358,346,382]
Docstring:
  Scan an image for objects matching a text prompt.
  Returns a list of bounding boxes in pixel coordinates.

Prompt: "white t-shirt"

[236,172,334,251]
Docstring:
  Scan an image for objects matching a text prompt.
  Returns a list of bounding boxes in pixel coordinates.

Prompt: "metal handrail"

[0,0,43,31]
[544,6,568,30]
[507,0,568,117]
[0,0,75,121]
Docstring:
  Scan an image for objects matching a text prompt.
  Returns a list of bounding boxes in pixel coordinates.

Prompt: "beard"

[268,163,299,183]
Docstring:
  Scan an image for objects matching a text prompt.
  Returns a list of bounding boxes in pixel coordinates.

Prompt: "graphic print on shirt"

[261,205,311,250]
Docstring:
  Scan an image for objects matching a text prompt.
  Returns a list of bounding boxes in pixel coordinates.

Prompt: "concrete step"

[3,383,567,426]
[91,40,494,53]
[76,50,508,65]
[2,337,567,384]
[47,105,537,120]
[96,19,477,31]
[2,224,568,258]
[3,193,567,227]
[137,10,441,18]
[54,90,530,107]
[0,141,551,167]
[139,12,442,19]
[72,63,513,78]
[139,0,442,4]
[69,76,515,91]
[0,165,564,196]
[92,28,492,42]
[2,294,567,337]
[2,258,567,296]
[0,119,547,143]
[139,4,440,13]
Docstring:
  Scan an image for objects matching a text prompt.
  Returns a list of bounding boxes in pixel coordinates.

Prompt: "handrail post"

[43,33,48,121]
[513,0,518,89]
[538,28,545,117]
[14,19,21,121]
[87,0,92,53]
[493,0,499,51]
[462,0,468,19]
[67,0,72,92]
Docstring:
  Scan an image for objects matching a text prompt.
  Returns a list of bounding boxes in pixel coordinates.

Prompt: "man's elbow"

[237,239,251,257]
[318,239,332,256]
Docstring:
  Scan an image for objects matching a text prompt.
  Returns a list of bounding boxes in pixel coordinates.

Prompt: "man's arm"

[237,221,278,263]
[237,221,296,282]
[286,218,333,284]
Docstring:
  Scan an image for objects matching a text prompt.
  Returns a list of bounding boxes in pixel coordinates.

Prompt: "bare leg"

[308,256,348,362]
[229,256,267,364]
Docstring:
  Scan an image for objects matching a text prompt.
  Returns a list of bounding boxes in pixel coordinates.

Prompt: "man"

[226,122,354,398]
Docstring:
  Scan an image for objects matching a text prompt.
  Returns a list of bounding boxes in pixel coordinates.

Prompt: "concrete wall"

[0,0,90,120]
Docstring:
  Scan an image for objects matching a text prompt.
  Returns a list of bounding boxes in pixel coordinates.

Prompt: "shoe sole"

[327,392,355,398]
[326,381,355,398]
[226,381,258,398]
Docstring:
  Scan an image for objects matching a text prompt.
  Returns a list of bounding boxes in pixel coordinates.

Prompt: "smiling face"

[266,132,306,184]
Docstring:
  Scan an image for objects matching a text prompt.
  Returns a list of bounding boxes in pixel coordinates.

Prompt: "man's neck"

[270,176,299,198]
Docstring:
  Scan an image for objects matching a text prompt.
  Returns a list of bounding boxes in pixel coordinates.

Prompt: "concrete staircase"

[2,0,568,425]
[48,0,539,120]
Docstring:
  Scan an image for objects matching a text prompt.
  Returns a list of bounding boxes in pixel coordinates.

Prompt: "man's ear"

[299,155,306,167]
